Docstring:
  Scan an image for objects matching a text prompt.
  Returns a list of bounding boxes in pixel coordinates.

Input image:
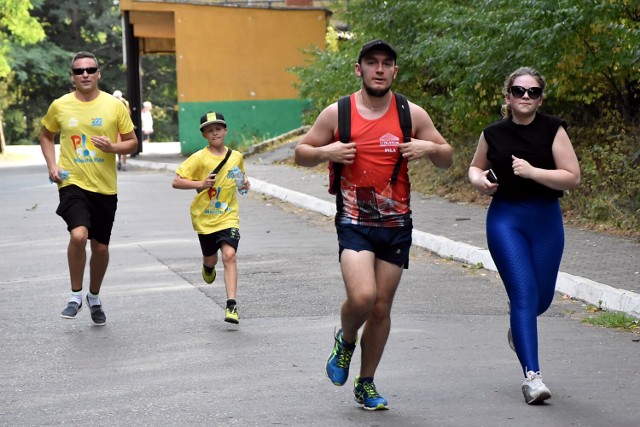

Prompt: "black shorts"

[336,222,413,268]
[56,185,118,245]
[198,228,240,257]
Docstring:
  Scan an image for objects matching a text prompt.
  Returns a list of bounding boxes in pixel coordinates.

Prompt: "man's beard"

[362,81,392,98]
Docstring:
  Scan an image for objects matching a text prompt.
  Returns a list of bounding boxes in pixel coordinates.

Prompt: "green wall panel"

[178,99,308,155]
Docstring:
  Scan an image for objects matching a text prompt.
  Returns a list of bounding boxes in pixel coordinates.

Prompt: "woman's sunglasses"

[72,67,99,75]
[510,85,543,100]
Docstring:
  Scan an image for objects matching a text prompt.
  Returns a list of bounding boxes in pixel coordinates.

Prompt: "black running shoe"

[61,301,82,319]
[86,295,106,326]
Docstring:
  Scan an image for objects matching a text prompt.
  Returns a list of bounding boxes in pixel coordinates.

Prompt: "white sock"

[70,291,82,305]
[87,292,101,307]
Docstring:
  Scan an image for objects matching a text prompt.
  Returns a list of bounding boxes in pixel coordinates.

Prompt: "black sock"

[203,264,214,274]
[226,299,236,309]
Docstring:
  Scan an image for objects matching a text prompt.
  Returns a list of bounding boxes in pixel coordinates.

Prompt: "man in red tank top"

[295,39,453,410]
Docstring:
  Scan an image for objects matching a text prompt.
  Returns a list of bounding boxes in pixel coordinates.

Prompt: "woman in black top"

[468,67,580,404]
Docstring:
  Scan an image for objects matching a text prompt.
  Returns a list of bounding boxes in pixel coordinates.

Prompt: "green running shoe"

[354,376,388,411]
[224,305,239,324]
[202,264,216,284]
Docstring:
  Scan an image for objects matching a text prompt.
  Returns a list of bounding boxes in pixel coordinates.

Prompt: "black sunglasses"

[72,67,99,75]
[510,85,543,99]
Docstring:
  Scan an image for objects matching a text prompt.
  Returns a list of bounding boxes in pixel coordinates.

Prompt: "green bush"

[292,0,640,239]
[565,112,639,233]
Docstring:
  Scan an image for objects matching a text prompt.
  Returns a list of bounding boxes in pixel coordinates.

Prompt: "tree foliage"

[297,0,639,128]
[2,0,126,145]
[0,0,45,77]
[2,0,178,145]
[293,0,639,235]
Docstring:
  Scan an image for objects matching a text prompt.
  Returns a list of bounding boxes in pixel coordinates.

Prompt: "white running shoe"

[522,371,552,404]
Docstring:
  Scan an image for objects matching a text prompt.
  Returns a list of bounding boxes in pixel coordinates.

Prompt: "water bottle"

[49,169,69,183]
[230,166,247,195]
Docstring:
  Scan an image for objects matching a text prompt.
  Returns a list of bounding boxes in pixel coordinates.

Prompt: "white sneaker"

[522,371,551,404]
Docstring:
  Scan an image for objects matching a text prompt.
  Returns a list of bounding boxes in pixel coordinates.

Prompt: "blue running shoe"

[354,376,388,411]
[326,328,356,386]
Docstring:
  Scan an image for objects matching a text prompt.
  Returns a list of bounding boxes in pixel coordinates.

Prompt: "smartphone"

[487,169,498,183]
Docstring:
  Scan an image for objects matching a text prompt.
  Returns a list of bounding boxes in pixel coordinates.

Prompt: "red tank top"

[336,92,411,226]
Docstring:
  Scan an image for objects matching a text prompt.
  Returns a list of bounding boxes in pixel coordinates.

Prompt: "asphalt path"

[1,165,639,426]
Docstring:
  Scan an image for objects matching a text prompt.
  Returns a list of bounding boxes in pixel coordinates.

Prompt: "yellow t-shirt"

[41,91,135,195]
[176,147,246,234]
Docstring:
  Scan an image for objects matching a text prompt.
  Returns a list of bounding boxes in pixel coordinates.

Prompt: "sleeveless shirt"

[335,92,411,227]
[484,112,566,200]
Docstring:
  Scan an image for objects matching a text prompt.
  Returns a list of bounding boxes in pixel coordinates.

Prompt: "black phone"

[487,169,498,183]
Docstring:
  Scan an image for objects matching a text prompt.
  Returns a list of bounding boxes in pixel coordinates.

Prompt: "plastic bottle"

[49,169,69,183]
[230,166,247,195]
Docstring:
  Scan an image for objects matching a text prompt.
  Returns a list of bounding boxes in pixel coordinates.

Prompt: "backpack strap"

[331,95,351,195]
[390,92,412,185]
[338,95,351,143]
[211,148,233,176]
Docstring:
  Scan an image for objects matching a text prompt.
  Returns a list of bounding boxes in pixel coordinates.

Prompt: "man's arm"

[39,127,62,181]
[398,102,453,169]
[116,131,139,155]
[91,131,138,155]
[294,103,357,167]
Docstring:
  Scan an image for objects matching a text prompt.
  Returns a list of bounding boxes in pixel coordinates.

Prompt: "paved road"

[124,139,640,317]
[0,144,639,426]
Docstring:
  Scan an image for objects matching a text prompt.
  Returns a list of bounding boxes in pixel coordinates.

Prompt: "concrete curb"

[129,157,640,319]
[252,178,640,319]
[243,126,310,156]
[556,273,640,317]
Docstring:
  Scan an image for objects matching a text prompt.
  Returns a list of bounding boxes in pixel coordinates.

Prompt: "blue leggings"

[487,198,564,375]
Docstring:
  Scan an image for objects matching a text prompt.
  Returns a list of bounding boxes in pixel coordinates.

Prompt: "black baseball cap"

[358,39,397,63]
[199,112,226,130]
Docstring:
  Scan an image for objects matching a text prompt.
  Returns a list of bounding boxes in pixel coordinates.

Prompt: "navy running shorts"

[336,222,412,268]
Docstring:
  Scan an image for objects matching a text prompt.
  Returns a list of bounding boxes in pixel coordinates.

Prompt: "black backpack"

[329,92,412,195]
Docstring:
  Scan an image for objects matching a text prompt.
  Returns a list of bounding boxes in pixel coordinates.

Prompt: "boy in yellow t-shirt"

[172,112,250,324]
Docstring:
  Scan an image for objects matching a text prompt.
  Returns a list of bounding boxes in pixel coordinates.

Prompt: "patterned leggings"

[487,198,564,375]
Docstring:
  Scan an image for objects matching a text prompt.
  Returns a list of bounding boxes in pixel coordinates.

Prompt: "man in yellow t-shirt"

[39,51,137,326]
[172,112,250,324]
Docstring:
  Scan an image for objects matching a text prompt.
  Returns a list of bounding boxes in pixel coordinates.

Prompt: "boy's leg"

[218,230,240,324]
[198,233,219,284]
[202,253,218,284]
[203,253,218,269]
[220,242,237,300]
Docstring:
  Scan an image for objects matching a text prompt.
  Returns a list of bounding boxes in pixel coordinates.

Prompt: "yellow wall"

[120,1,328,103]
[120,1,328,152]
[175,6,326,102]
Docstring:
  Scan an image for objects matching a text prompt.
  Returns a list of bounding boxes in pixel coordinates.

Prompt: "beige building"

[119,0,329,153]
